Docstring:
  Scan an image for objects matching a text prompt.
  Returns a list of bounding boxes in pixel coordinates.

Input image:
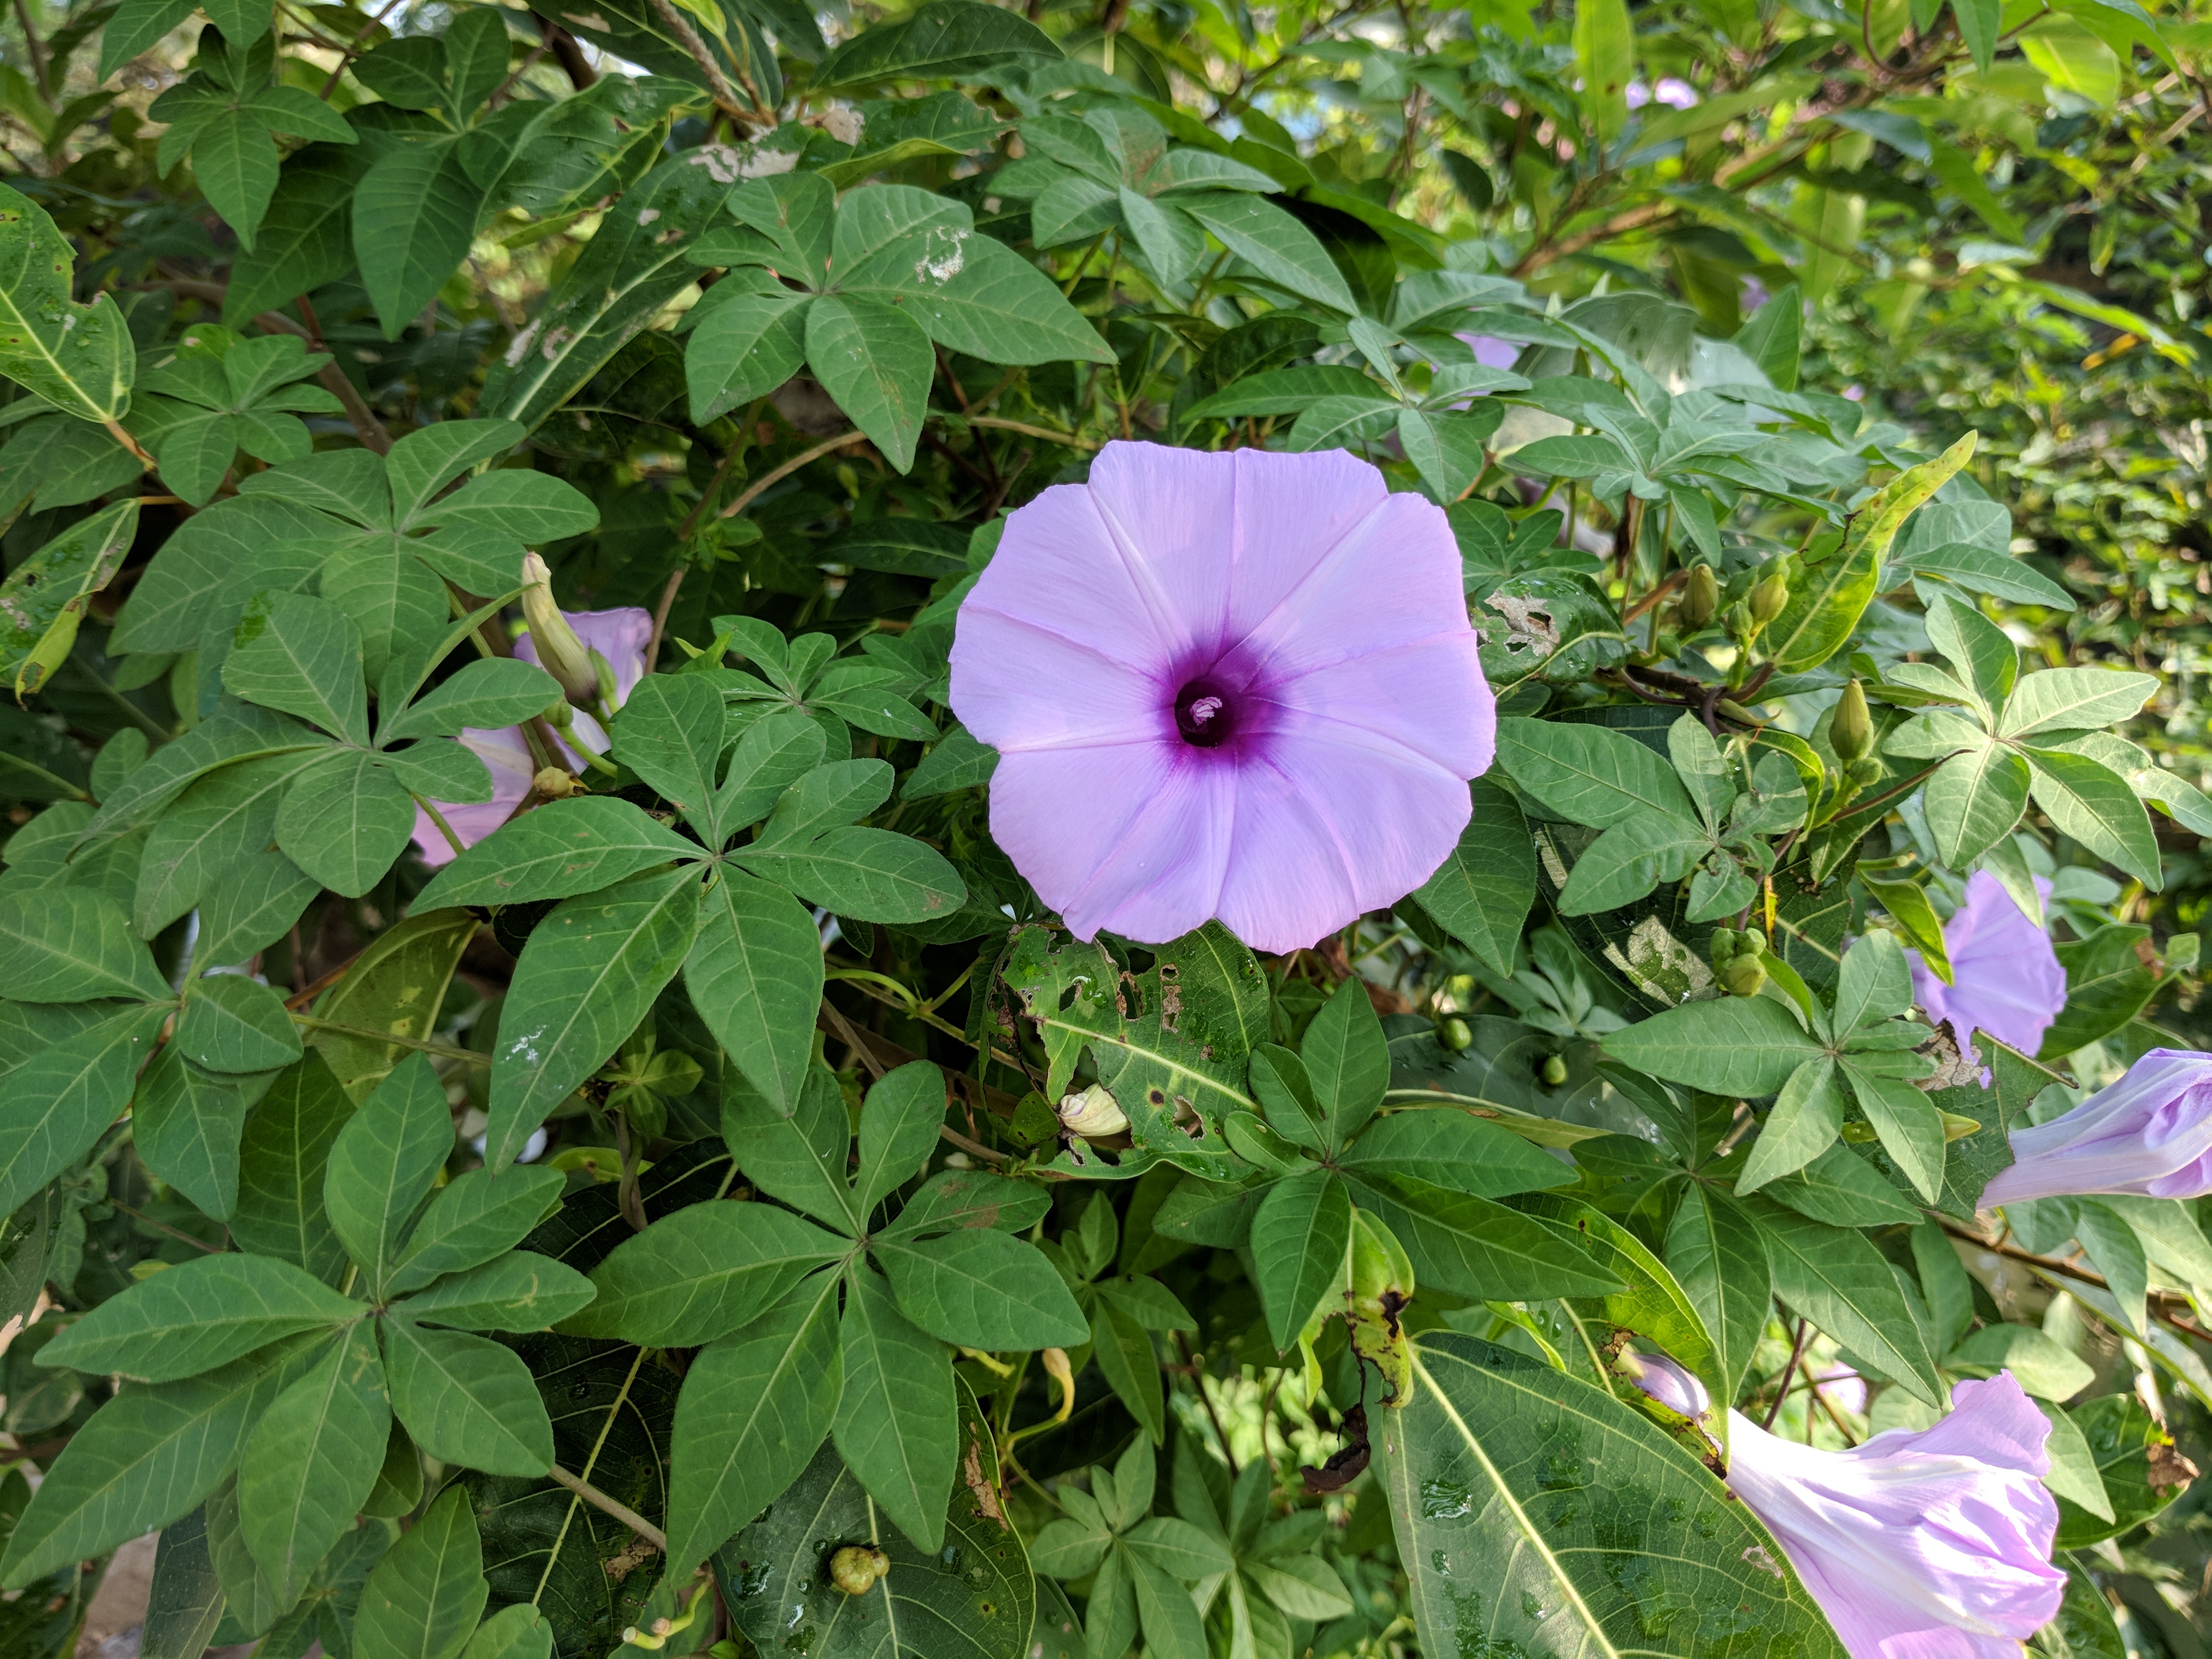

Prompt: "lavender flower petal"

[1908,872,2067,1060]
[1980,1049,2212,1206]
[410,727,537,866]
[1726,1374,2063,1659]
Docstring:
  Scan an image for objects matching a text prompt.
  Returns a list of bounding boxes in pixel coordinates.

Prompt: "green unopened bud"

[1542,1053,1568,1086]
[1721,954,1768,998]
[1749,572,1790,625]
[1709,926,1739,967]
[1726,600,1754,640]
[1678,564,1719,630]
[831,1545,890,1596]
[1846,756,1885,788]
[1441,1017,1473,1052]
[1739,927,1767,957]
[1831,679,1873,763]
[521,552,599,703]
[1056,1084,1127,1139]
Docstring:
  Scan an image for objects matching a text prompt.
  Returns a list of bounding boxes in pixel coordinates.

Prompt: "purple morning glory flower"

[1907,871,2068,1062]
[410,605,652,866]
[1619,1350,1711,1421]
[1726,1373,2065,1659]
[949,442,1495,953]
[1457,334,1524,372]
[1980,1048,2212,1207]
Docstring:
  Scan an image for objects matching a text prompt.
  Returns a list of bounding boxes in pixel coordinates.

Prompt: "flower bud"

[1740,927,1767,956]
[1846,756,1885,788]
[1441,1017,1473,1052]
[1542,1053,1568,1086]
[1709,926,1739,967]
[830,1544,890,1596]
[534,766,584,799]
[1721,954,1768,998]
[1056,1084,1127,1139]
[521,552,600,703]
[1749,572,1790,625]
[1831,679,1873,763]
[1725,600,1754,639]
[1677,564,1719,630]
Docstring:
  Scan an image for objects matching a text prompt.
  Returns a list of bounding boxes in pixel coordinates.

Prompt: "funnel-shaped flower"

[1618,1350,1711,1421]
[409,605,652,865]
[1980,1048,2212,1207]
[1908,872,2067,1063]
[949,442,1494,953]
[1726,1374,2064,1659]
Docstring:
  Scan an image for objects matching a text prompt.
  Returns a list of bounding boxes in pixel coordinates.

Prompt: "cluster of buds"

[1709,925,1769,998]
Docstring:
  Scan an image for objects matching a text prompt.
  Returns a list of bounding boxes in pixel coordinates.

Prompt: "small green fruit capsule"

[1831,678,1873,762]
[1708,926,1739,967]
[1442,1017,1473,1052]
[1846,756,1886,788]
[1542,1053,1569,1086]
[1721,955,1768,998]
[1678,564,1719,629]
[831,1545,890,1596]
[1749,572,1790,625]
[1740,927,1768,957]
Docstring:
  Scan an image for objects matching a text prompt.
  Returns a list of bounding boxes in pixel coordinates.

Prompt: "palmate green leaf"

[237,1320,388,1608]
[1380,1332,1844,1659]
[354,1485,489,1659]
[395,1251,597,1332]
[415,797,700,910]
[1663,1181,1772,1405]
[2026,746,2163,889]
[384,1316,556,1477]
[1601,996,1822,1097]
[38,1251,361,1381]
[143,1505,227,1659]
[686,289,811,423]
[1347,1172,1621,1302]
[716,1375,1035,1659]
[387,1164,567,1293]
[1092,1297,1166,1446]
[873,1225,1090,1351]
[1737,1057,1848,1193]
[0,184,133,421]
[1336,1109,1575,1198]
[487,864,703,1171]
[1842,1062,1946,1203]
[726,1061,862,1228]
[175,972,303,1073]
[326,1053,454,1295]
[1302,974,1390,1149]
[1250,1169,1350,1352]
[685,869,823,1117]
[855,1061,949,1214]
[379,658,563,744]
[0,1002,169,1218]
[613,672,728,830]
[0,886,172,1001]
[463,1605,556,1659]
[667,1275,845,1574]
[1921,740,2031,867]
[1410,781,1536,976]
[132,750,325,939]
[2001,666,2157,738]
[563,1199,848,1346]
[1496,716,1699,829]
[231,1051,356,1283]
[1750,1200,1944,1403]
[806,292,933,473]
[275,749,415,898]
[2041,923,2159,1057]
[0,1347,293,1589]
[1556,814,1709,914]
[811,0,1060,86]
[1178,191,1357,313]
[223,142,373,322]
[1519,1193,1720,1397]
[834,1264,958,1552]
[0,499,138,698]
[355,137,487,341]
[132,1045,255,1221]
[738,826,968,926]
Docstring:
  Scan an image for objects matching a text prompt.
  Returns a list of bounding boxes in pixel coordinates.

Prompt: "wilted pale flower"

[1617,1350,1710,1421]
[1906,872,2067,1064]
[949,443,1494,953]
[1980,1048,2212,1207]
[521,552,603,704]
[409,606,652,865]
[1056,1084,1128,1139]
[1726,1374,2064,1659]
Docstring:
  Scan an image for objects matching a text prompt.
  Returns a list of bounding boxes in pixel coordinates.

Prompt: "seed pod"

[520,553,602,704]
[1721,954,1768,998]
[1678,564,1719,630]
[1749,572,1790,625]
[831,1545,890,1596]
[1542,1053,1568,1086]
[1846,755,1885,788]
[1831,679,1873,762]
[1442,1016,1473,1052]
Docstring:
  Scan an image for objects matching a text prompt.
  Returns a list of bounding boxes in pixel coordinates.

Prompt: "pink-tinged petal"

[986,743,1231,944]
[1234,489,1465,678]
[950,607,1170,752]
[1213,755,1363,954]
[1267,632,1496,780]
[1457,334,1523,371]
[410,726,535,865]
[1725,1383,2065,1657]
[961,478,1184,669]
[1619,1351,1711,1419]
[1218,449,1391,646]
[1084,442,1240,656]
[1909,873,2065,1060]
[1981,1049,2212,1206]
[520,605,655,704]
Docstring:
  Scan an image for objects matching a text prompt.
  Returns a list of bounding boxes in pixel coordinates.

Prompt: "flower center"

[1174,679,1234,749]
